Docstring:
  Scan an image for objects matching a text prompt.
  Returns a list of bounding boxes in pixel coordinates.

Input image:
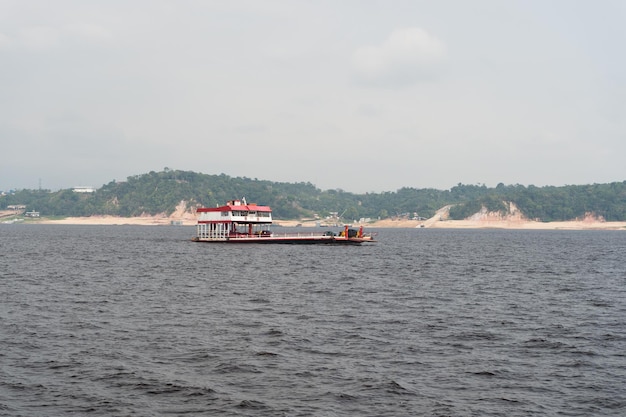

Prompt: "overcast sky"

[1,1,625,193]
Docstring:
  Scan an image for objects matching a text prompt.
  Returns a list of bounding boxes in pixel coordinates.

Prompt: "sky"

[1,1,625,193]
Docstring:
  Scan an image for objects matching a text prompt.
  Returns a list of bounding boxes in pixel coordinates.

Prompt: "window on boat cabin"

[258,212,270,217]
[221,211,230,217]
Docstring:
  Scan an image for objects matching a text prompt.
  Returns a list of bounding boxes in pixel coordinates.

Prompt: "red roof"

[197,204,272,213]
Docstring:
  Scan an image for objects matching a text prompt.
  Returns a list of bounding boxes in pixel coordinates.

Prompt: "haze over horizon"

[1,1,625,194]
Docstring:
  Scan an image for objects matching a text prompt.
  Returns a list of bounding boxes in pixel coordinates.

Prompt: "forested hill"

[2,169,626,222]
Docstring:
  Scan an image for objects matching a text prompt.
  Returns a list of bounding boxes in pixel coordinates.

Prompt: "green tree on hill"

[2,170,625,222]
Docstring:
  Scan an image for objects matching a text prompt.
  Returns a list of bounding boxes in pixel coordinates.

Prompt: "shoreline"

[276,219,626,230]
[23,215,626,230]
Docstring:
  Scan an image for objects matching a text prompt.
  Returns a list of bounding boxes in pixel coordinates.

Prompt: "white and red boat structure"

[192,200,375,244]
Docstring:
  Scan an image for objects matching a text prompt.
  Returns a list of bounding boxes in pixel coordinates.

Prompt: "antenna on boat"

[242,197,247,205]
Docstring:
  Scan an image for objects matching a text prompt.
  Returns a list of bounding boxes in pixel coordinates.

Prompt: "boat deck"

[193,231,373,244]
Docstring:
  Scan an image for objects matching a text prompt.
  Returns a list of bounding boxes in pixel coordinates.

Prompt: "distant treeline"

[2,169,626,222]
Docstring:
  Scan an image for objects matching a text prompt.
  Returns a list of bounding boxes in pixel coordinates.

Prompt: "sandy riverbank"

[34,215,197,226]
[369,219,626,230]
[23,215,626,230]
[275,218,626,230]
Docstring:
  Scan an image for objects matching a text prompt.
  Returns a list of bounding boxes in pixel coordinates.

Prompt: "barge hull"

[192,236,372,244]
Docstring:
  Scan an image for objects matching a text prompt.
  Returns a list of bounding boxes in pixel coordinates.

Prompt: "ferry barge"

[192,200,375,244]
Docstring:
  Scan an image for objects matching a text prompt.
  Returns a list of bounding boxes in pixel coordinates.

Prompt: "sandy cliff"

[20,202,626,230]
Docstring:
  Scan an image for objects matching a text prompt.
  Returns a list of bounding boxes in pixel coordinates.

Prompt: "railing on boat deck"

[226,232,338,240]
[195,231,343,240]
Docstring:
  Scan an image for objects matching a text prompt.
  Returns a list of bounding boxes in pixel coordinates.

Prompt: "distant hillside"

[2,169,626,222]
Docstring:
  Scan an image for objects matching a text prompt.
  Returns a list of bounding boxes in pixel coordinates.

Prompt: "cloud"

[352,27,446,86]
[9,23,111,50]
[0,32,10,49]
[19,26,60,48]
[64,23,112,42]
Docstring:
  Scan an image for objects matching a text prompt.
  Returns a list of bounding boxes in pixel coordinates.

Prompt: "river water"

[1,225,625,416]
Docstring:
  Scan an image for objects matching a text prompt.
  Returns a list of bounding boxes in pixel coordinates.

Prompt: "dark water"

[1,225,625,416]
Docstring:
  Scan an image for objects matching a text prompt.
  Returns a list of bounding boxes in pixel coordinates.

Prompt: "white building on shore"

[72,186,96,193]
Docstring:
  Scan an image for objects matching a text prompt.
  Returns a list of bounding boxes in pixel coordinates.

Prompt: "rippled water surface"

[1,225,625,416]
